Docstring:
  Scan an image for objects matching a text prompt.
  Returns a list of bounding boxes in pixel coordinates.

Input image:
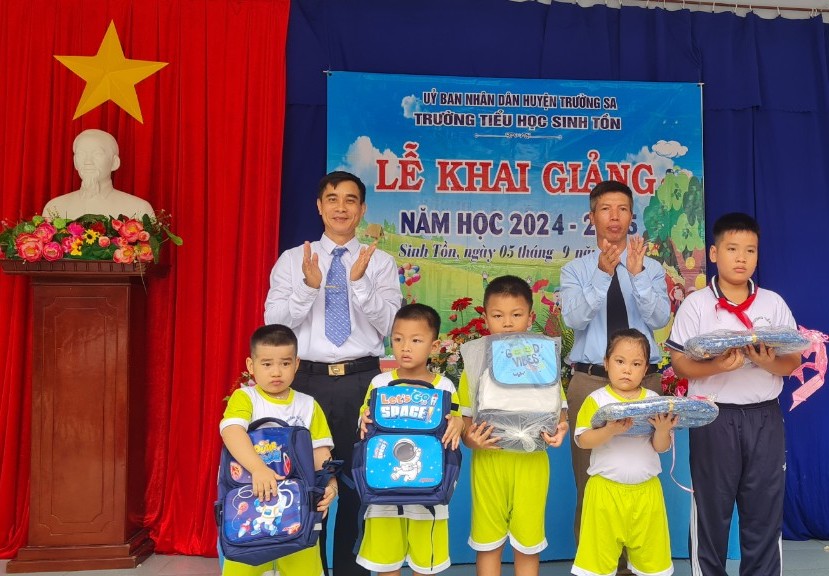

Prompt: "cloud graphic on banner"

[627,145,676,180]
[339,135,399,186]
[401,95,423,119]
[652,140,688,158]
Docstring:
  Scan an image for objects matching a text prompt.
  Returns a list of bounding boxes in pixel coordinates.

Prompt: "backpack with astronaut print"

[352,379,462,507]
[215,417,337,565]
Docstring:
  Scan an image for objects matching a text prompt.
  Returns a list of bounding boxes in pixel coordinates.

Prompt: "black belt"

[297,356,380,377]
[572,362,658,378]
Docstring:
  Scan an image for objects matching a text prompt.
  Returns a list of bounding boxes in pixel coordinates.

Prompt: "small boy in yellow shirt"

[356,303,463,575]
[220,324,338,576]
[459,275,569,576]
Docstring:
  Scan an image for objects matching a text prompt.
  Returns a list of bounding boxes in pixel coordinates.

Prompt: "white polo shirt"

[669,286,796,404]
[575,385,663,485]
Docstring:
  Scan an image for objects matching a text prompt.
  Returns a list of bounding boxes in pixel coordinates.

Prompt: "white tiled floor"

[2,540,828,575]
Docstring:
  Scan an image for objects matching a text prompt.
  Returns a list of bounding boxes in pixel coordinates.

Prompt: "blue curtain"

[282,0,829,540]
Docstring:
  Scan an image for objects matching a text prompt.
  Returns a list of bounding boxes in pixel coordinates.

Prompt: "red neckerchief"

[709,275,756,329]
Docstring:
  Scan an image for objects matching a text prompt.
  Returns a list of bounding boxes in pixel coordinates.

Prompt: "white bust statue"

[43,129,155,220]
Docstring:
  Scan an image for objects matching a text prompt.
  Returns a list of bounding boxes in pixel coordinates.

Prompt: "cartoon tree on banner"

[643,169,706,322]
[643,170,704,269]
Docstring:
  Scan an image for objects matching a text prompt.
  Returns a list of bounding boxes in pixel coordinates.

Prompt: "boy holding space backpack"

[355,304,463,575]
[219,325,338,576]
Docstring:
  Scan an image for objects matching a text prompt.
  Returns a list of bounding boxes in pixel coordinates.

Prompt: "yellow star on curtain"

[55,21,167,123]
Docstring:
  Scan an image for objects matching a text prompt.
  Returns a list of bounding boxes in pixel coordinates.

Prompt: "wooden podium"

[2,260,159,572]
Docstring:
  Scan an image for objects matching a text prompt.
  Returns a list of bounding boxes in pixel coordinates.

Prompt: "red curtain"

[0,0,289,556]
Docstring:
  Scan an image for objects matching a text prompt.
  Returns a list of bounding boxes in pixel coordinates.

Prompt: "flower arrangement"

[429,297,490,383]
[660,365,688,397]
[0,211,182,264]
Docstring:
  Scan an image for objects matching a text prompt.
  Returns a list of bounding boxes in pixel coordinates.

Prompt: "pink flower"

[98,236,111,248]
[61,237,74,253]
[137,230,150,242]
[113,245,136,264]
[14,232,39,247]
[111,218,124,231]
[66,222,85,237]
[41,242,63,261]
[33,222,57,242]
[135,242,154,263]
[113,237,129,248]
[16,234,43,262]
[117,219,144,243]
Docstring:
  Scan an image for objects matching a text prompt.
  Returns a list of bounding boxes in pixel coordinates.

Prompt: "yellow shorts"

[357,516,450,574]
[573,475,673,576]
[221,543,323,576]
[469,449,549,554]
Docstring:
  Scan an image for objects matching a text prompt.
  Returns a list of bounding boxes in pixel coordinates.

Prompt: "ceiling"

[528,0,829,20]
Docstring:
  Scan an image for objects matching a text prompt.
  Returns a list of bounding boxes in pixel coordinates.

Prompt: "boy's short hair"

[394,303,441,340]
[250,324,298,356]
[712,212,760,244]
[605,328,651,361]
[317,170,367,203]
[483,275,533,309]
[589,180,633,212]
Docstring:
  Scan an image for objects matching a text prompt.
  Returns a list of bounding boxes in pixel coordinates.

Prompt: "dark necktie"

[325,247,351,346]
[606,267,629,341]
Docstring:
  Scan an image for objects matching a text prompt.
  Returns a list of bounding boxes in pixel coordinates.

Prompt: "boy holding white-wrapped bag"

[457,275,569,576]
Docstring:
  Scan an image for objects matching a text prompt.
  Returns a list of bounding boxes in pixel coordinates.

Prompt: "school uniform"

[572,385,673,576]
[220,387,333,576]
[355,370,459,574]
[458,371,553,554]
[668,278,796,576]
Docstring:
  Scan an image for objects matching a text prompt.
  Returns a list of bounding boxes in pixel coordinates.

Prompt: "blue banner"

[328,71,704,362]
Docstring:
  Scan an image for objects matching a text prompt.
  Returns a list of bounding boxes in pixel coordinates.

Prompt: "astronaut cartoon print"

[390,438,422,482]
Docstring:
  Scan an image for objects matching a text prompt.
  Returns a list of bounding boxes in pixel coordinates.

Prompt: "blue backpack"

[215,417,340,566]
[351,379,462,507]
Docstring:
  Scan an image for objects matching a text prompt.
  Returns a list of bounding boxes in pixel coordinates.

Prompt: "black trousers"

[292,367,379,576]
[689,399,785,576]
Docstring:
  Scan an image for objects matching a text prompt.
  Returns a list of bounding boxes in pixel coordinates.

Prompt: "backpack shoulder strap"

[248,416,290,430]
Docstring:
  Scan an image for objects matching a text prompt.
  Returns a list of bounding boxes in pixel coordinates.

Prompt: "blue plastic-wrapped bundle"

[590,396,719,436]
[681,326,811,360]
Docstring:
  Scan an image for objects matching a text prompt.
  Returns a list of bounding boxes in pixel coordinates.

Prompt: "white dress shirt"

[264,234,402,362]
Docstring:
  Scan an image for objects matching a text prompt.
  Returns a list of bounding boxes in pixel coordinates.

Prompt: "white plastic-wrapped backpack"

[461,333,562,452]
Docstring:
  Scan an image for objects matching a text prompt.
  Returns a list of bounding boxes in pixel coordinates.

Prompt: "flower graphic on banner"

[0,212,182,264]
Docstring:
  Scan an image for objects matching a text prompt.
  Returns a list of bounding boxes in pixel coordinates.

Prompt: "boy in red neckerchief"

[667,212,801,576]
